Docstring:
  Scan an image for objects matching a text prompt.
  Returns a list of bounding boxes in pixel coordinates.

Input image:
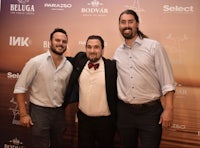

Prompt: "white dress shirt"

[13,50,73,107]
[113,37,176,104]
[78,58,110,116]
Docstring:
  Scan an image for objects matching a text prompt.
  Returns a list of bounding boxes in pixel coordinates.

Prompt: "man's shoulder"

[76,51,86,58]
[103,57,116,68]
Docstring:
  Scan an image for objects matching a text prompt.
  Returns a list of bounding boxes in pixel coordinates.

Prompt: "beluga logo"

[81,0,108,17]
[10,0,35,15]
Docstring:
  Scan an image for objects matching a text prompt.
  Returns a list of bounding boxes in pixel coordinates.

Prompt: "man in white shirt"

[65,35,118,148]
[13,28,72,148]
[113,9,176,148]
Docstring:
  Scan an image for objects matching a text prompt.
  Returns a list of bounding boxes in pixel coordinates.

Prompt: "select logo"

[163,5,194,13]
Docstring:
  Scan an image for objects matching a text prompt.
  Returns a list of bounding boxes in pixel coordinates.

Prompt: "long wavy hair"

[119,9,148,39]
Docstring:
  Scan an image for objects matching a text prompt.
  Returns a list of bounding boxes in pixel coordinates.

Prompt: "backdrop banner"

[0,0,200,147]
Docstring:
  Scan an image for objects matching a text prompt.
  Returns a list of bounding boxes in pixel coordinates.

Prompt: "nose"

[90,47,95,53]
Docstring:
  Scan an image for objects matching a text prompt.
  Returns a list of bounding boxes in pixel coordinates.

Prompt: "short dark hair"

[86,35,104,49]
[50,28,67,40]
[119,9,148,39]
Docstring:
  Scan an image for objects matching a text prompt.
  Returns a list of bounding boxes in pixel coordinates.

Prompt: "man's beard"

[122,33,134,39]
[121,27,135,39]
[50,46,66,55]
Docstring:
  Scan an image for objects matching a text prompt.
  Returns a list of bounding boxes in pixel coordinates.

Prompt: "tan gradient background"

[0,0,200,147]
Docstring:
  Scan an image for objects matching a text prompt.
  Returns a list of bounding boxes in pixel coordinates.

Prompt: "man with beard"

[113,10,176,148]
[13,28,72,148]
[65,35,118,148]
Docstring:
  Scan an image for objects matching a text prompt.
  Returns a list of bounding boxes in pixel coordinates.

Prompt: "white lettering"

[10,4,35,12]
[44,3,72,8]
[78,41,86,45]
[7,72,20,79]
[171,123,186,129]
[163,5,194,12]
[43,41,50,48]
[9,36,29,47]
[81,8,108,13]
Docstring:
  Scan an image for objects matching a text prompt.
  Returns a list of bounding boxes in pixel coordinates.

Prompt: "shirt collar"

[123,36,143,48]
[46,50,66,68]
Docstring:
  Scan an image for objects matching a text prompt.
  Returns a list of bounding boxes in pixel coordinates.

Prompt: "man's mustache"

[123,27,132,31]
[56,45,64,48]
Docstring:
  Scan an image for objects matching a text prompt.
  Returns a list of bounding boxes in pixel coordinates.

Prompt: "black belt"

[126,99,160,108]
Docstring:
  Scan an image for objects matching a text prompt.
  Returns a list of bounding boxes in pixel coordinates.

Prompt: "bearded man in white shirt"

[113,9,176,148]
[13,28,73,148]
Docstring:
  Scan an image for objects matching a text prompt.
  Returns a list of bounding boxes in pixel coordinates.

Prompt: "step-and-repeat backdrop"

[0,0,199,147]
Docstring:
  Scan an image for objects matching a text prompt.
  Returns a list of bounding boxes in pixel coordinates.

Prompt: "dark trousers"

[30,103,67,148]
[77,110,115,148]
[117,100,163,148]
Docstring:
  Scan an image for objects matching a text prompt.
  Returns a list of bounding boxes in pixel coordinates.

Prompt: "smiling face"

[50,32,68,55]
[119,13,139,40]
[86,38,104,63]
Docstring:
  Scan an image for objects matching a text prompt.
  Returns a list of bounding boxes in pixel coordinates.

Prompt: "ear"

[102,48,104,55]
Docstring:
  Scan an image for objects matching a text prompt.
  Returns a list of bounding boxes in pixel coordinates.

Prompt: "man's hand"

[159,108,173,128]
[20,114,34,128]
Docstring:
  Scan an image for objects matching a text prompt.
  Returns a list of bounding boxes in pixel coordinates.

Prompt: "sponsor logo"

[7,72,20,79]
[9,97,28,125]
[9,36,31,47]
[171,123,186,130]
[124,0,145,22]
[78,40,86,45]
[165,33,189,65]
[4,137,25,148]
[81,0,108,17]
[43,40,50,49]
[44,2,72,11]
[10,0,35,15]
[9,98,20,125]
[125,0,145,12]
[163,5,194,13]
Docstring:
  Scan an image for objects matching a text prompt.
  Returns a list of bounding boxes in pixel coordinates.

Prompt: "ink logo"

[9,36,31,47]
[4,137,25,148]
[81,0,108,17]
[44,2,72,11]
[10,0,35,15]
[163,5,194,13]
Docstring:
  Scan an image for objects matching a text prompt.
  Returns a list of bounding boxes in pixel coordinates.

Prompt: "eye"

[94,45,100,49]
[86,45,92,49]
[120,20,126,24]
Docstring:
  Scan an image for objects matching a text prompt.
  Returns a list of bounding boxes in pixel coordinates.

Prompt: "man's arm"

[15,93,33,127]
[159,91,175,128]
